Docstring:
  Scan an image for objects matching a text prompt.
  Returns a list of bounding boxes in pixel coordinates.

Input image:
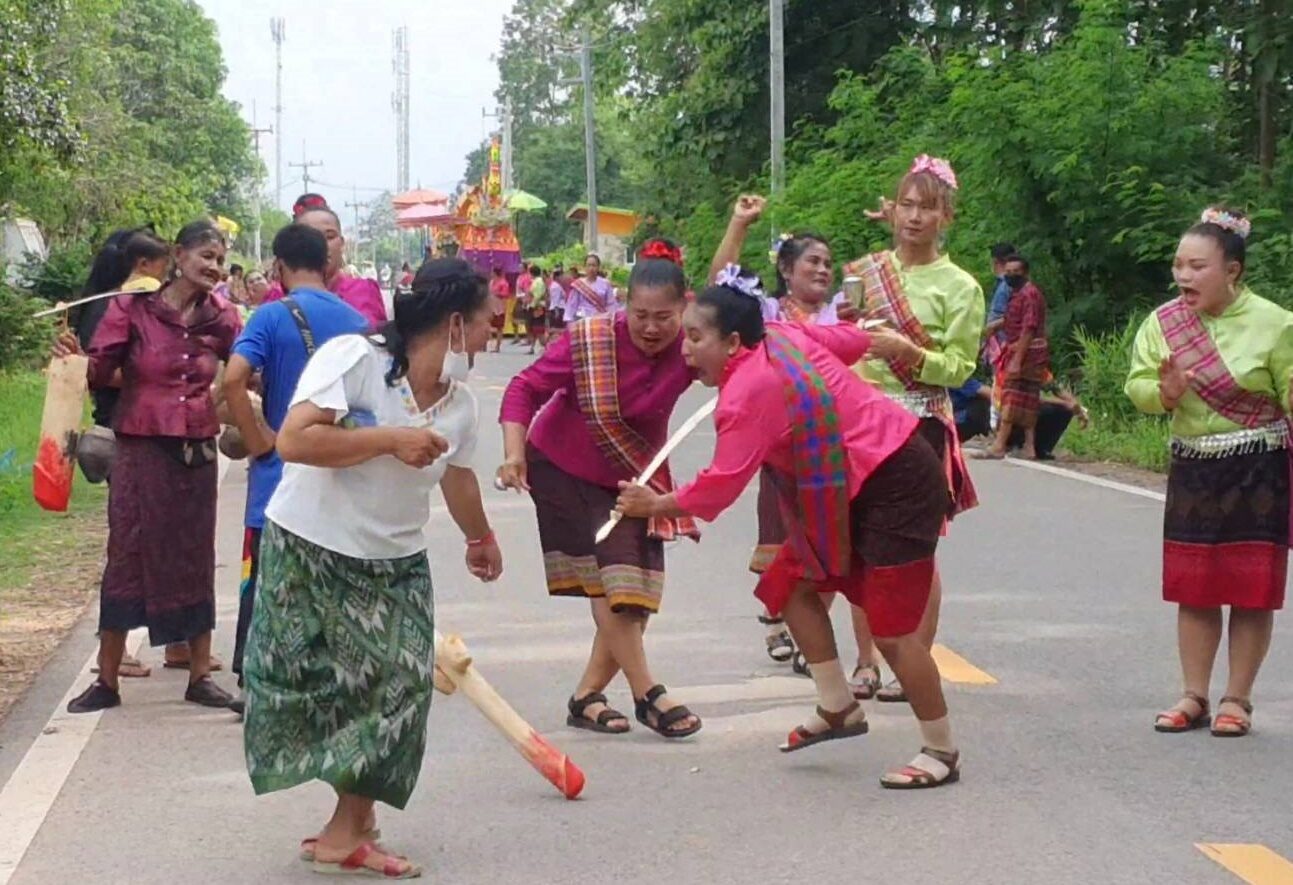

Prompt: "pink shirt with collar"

[264,274,387,330]
[674,322,918,522]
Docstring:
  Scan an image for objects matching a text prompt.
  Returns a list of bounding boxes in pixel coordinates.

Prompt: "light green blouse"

[857,252,985,393]
[1125,288,1293,437]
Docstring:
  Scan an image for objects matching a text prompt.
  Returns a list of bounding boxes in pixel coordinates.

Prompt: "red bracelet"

[466,530,496,547]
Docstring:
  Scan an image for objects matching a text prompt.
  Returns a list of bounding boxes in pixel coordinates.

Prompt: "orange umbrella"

[396,203,463,229]
[392,188,449,208]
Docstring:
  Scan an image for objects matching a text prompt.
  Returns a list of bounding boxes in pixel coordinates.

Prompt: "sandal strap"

[1182,690,1210,711]
[815,701,861,730]
[568,692,609,718]
[595,708,627,726]
[1217,695,1253,714]
[757,614,785,625]
[642,684,668,705]
[656,704,694,730]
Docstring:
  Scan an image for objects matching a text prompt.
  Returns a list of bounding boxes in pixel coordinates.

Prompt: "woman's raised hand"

[731,194,767,229]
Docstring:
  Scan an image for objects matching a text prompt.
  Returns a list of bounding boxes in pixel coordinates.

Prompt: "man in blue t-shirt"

[221,222,371,715]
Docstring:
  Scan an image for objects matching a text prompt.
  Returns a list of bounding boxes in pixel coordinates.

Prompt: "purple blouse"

[759,292,847,324]
[87,290,242,439]
[499,314,695,488]
[563,276,617,323]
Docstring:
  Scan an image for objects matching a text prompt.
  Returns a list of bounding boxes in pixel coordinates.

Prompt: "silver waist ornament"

[1170,420,1290,459]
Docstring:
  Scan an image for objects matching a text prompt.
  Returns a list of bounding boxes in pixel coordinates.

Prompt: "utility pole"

[579,29,598,252]
[391,27,410,193]
[271,17,286,209]
[345,186,369,264]
[289,144,322,193]
[769,0,785,203]
[249,101,273,262]
[501,97,514,192]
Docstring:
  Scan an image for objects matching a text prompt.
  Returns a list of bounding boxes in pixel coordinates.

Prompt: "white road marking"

[1004,458,1165,502]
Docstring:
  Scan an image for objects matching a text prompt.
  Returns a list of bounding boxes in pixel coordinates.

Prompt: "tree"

[0,0,81,161]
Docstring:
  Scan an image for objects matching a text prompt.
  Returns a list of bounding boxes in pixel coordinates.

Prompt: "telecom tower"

[392,27,410,193]
[271,17,286,207]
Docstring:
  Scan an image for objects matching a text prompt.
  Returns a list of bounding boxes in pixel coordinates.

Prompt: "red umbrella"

[396,203,463,229]
[392,188,449,208]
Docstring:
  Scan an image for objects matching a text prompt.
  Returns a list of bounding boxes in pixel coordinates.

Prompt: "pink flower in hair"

[909,154,959,191]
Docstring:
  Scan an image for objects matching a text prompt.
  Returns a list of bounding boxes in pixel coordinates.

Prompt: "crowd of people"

[49,155,1291,876]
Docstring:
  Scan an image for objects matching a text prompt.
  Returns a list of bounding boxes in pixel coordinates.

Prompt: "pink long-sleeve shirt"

[500,314,695,489]
[675,322,918,522]
[264,274,387,329]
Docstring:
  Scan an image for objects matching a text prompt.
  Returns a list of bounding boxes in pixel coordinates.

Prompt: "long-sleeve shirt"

[264,274,387,329]
[675,323,918,522]
[1125,288,1293,437]
[1002,280,1048,367]
[499,314,695,488]
[564,276,616,323]
[86,289,241,439]
[857,252,985,393]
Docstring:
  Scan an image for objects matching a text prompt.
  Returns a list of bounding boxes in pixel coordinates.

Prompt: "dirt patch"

[1051,453,1168,494]
[0,507,105,723]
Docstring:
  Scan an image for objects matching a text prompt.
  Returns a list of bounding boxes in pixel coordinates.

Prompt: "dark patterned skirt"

[1163,448,1289,610]
[244,522,435,809]
[98,434,217,645]
[527,447,665,614]
[999,367,1046,429]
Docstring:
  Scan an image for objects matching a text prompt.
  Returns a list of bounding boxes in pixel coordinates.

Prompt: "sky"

[197,0,513,219]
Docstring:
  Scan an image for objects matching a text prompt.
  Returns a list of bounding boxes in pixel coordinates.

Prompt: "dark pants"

[233,526,263,687]
[956,400,1075,459]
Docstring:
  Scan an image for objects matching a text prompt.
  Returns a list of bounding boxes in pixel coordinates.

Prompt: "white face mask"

[440,315,470,383]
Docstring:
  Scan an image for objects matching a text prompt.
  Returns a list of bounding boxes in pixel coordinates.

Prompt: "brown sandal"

[779,701,868,753]
[1154,691,1210,733]
[850,663,881,701]
[1211,696,1252,737]
[880,746,961,790]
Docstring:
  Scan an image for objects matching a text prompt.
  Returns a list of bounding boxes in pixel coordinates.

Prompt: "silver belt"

[1170,421,1290,459]
[887,389,950,420]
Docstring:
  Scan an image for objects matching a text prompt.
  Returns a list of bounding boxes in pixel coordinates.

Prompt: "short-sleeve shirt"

[265,335,480,559]
[231,287,370,529]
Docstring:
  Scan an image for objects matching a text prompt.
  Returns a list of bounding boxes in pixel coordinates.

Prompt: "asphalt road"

[2,345,1291,885]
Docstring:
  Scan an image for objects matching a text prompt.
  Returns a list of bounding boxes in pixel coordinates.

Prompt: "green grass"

[0,370,106,591]
[1061,418,1171,472]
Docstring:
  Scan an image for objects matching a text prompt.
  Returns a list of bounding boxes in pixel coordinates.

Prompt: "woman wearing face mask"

[616,266,961,788]
[845,155,985,703]
[243,258,500,878]
[497,258,702,740]
[710,195,882,698]
[1126,208,1293,739]
[54,220,242,713]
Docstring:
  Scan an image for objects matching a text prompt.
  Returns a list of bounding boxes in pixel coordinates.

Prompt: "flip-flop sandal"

[300,830,383,862]
[312,841,420,879]
[92,655,151,678]
[163,656,224,672]
[850,663,882,701]
[566,692,630,734]
[1210,696,1252,738]
[881,747,960,790]
[876,678,907,703]
[634,684,702,739]
[780,701,869,753]
[1154,691,1210,733]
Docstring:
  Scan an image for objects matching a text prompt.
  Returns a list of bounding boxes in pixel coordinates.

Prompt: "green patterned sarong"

[244,521,434,809]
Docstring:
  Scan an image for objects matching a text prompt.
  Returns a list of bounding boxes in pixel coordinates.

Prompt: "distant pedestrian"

[488,266,511,352]
[987,255,1049,459]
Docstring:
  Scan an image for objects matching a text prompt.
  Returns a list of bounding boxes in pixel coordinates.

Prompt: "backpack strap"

[280,296,316,355]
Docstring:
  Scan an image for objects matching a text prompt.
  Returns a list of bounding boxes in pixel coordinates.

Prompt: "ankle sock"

[807,658,853,712]
[918,715,955,753]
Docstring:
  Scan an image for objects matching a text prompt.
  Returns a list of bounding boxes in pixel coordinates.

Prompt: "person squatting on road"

[497,258,703,740]
[615,266,961,789]
[242,258,501,878]
[1127,207,1293,739]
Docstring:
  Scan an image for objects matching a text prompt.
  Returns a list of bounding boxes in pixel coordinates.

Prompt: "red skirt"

[1163,447,1288,610]
[755,430,944,637]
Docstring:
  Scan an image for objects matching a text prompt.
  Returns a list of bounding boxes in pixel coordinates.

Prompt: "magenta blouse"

[500,314,695,488]
[264,275,387,329]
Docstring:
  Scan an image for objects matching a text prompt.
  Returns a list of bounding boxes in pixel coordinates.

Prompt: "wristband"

[466,530,496,547]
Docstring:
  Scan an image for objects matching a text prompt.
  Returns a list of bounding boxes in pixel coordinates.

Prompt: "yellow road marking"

[1197,844,1293,884]
[931,644,997,685]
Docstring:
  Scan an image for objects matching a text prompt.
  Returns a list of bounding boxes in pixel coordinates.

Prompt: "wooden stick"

[433,630,585,800]
[31,289,131,318]
[593,396,718,544]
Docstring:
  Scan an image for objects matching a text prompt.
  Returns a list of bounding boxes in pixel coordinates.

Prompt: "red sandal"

[1154,691,1210,733]
[881,747,961,790]
[312,841,421,879]
[780,701,868,753]
[1210,696,1252,738]
[299,829,382,862]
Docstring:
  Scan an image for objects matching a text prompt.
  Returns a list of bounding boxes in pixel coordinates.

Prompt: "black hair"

[230,264,244,276]
[696,268,767,348]
[272,223,329,274]
[1187,207,1248,273]
[1004,254,1030,273]
[492,266,504,275]
[402,261,411,271]
[529,264,541,276]
[82,229,135,297]
[990,242,1016,262]
[774,232,830,298]
[380,258,488,386]
[627,258,686,302]
[175,219,224,250]
[122,229,168,273]
[584,253,601,266]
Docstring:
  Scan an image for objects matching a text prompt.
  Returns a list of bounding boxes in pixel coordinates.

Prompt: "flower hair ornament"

[639,238,683,265]
[714,263,766,300]
[1200,208,1251,239]
[768,232,795,263]
[909,154,959,191]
